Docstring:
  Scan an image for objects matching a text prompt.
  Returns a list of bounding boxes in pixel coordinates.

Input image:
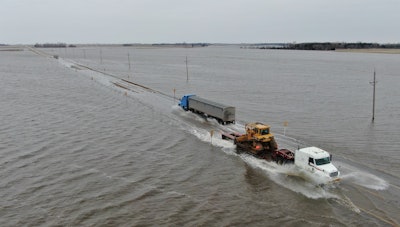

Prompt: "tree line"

[34,43,76,48]
[276,42,400,50]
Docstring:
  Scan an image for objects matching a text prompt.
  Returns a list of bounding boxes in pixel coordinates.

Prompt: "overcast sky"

[1,0,399,44]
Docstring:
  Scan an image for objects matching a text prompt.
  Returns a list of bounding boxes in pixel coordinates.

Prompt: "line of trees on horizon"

[34,43,76,48]
[23,42,400,50]
[275,42,400,50]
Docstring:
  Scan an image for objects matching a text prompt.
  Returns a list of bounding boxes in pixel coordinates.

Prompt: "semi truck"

[179,94,235,124]
[221,122,340,184]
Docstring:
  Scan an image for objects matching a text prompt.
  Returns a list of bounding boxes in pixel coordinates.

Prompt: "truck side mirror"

[330,154,332,161]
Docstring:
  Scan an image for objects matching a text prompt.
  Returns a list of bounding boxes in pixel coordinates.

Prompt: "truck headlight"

[330,171,339,177]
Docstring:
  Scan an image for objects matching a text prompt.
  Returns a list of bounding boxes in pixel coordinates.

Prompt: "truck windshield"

[315,157,330,165]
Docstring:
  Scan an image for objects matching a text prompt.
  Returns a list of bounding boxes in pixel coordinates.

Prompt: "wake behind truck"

[221,122,340,184]
[179,94,235,124]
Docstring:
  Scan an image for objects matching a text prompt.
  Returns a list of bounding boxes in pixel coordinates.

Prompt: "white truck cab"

[294,147,340,183]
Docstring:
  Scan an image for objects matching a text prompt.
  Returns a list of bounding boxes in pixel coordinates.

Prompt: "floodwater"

[1,46,399,226]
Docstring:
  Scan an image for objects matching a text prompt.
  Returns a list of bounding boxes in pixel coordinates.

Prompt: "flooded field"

[1,46,399,226]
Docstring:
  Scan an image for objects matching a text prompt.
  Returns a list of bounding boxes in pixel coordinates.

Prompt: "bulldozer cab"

[246,122,271,135]
[245,122,274,142]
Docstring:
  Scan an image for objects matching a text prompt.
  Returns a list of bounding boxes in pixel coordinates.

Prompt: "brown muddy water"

[1,46,399,226]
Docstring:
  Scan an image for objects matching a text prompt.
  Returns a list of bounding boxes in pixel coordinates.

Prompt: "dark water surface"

[1,46,399,226]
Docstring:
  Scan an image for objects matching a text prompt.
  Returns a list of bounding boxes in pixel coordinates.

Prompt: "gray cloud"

[1,0,399,44]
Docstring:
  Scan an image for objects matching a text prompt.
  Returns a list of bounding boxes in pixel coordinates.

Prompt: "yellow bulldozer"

[222,122,278,156]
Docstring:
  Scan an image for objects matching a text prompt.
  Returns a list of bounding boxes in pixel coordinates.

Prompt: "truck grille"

[330,171,338,177]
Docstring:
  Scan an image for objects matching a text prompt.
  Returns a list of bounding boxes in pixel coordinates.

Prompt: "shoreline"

[335,48,400,54]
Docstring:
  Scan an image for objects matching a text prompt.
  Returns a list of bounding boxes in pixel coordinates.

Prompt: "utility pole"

[127,52,131,79]
[185,56,189,82]
[370,69,377,121]
[100,49,103,65]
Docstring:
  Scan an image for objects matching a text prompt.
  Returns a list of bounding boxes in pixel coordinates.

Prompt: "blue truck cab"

[179,94,195,110]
